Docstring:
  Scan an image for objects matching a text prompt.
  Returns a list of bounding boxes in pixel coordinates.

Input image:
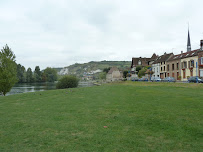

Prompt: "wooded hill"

[57,61,131,77]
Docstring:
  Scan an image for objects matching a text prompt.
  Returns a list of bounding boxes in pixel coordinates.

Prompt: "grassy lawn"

[0,82,202,151]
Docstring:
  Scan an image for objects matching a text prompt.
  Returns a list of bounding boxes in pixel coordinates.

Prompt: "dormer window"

[138,60,141,65]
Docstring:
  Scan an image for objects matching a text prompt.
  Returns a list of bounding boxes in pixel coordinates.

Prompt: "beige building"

[180,49,199,81]
[106,67,123,82]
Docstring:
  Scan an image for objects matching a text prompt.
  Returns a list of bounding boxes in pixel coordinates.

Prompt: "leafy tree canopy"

[0,45,17,96]
[138,68,147,78]
[43,67,57,82]
[103,67,111,73]
[136,66,142,73]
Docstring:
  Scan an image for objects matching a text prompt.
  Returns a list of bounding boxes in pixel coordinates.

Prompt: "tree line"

[16,64,57,83]
[1,44,78,96]
[1,45,58,96]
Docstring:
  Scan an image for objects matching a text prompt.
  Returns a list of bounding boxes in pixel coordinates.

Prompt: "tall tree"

[26,68,34,83]
[0,45,17,96]
[34,66,42,82]
[17,64,26,83]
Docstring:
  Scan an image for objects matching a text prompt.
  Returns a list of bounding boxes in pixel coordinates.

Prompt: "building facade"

[152,53,173,79]
[106,67,123,82]
[167,54,182,80]
[180,49,200,81]
[198,40,203,78]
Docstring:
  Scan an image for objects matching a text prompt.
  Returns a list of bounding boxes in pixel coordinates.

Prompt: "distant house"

[152,52,173,79]
[131,53,158,68]
[106,67,123,82]
[180,49,200,81]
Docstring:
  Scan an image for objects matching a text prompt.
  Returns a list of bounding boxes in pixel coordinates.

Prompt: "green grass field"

[0,82,202,151]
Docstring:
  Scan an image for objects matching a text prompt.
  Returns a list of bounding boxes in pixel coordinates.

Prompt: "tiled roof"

[168,49,200,61]
[153,53,173,64]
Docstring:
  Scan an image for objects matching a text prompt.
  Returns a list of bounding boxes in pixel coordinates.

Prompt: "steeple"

[187,29,191,52]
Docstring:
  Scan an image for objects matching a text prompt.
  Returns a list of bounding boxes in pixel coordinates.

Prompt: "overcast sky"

[0,0,203,70]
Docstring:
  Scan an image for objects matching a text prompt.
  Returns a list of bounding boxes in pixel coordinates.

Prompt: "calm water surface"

[7,81,94,96]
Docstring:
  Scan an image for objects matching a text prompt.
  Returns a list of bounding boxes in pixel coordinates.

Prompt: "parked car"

[162,77,176,82]
[139,78,148,81]
[131,77,139,81]
[188,76,203,83]
[151,77,162,82]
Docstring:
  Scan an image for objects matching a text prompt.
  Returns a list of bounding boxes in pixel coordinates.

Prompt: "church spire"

[187,28,191,52]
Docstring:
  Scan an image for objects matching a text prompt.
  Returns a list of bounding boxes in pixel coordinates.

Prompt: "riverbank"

[7,81,97,96]
[0,82,202,151]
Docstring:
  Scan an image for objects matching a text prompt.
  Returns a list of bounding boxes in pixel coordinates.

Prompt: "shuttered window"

[200,69,203,77]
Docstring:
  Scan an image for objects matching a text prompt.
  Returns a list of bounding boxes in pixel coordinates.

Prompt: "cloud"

[0,0,202,70]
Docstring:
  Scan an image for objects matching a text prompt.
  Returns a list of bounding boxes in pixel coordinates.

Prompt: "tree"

[56,75,79,89]
[34,66,42,82]
[138,68,147,78]
[136,66,142,73]
[99,72,106,80]
[123,70,128,78]
[16,64,26,83]
[43,67,57,82]
[0,45,17,96]
[26,68,34,83]
[103,67,111,73]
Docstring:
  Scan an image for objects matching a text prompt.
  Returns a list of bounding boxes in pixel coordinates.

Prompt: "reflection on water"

[7,81,94,96]
[7,82,57,96]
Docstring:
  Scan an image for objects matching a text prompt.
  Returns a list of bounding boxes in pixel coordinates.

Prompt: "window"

[201,57,203,65]
[191,60,194,67]
[161,67,162,71]
[167,65,169,71]
[164,66,165,71]
[200,69,203,77]
[138,60,141,65]
[183,62,187,68]
[172,64,174,70]
[177,63,179,70]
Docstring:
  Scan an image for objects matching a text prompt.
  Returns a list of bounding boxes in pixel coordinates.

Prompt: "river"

[6,81,95,96]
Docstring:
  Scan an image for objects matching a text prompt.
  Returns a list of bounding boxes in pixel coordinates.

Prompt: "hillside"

[58,61,131,78]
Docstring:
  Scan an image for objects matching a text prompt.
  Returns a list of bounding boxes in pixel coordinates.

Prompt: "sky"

[0,0,203,70]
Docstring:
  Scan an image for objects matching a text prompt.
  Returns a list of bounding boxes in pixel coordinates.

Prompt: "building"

[131,57,151,68]
[167,53,182,80]
[106,67,123,82]
[198,40,203,78]
[152,53,173,79]
[180,49,199,81]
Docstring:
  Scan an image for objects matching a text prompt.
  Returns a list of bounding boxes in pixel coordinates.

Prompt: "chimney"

[181,51,183,54]
[201,40,203,51]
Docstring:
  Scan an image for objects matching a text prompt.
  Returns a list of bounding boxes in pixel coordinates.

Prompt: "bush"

[56,75,79,89]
